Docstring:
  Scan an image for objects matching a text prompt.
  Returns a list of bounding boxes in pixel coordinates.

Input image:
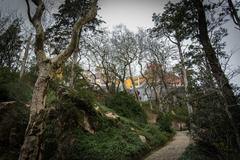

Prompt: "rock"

[105,112,119,119]
[83,114,95,134]
[139,135,147,143]
[95,106,100,111]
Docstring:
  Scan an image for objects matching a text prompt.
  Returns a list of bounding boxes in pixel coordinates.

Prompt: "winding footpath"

[144,131,191,160]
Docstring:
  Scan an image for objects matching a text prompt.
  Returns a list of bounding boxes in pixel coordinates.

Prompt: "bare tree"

[111,25,139,100]
[85,30,117,93]
[137,29,174,112]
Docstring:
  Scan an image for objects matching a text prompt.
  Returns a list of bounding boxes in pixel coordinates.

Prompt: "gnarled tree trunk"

[19,0,98,159]
[19,62,51,160]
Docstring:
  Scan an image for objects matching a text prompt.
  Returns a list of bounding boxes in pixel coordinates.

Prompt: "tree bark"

[20,34,32,79]
[158,65,169,96]
[176,41,193,115]
[19,62,51,160]
[195,0,240,150]
[20,1,98,159]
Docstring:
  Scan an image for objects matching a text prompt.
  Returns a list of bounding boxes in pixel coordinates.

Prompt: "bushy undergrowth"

[105,92,147,123]
[0,102,29,160]
[43,89,173,160]
[189,92,240,159]
[0,67,32,102]
[172,106,188,123]
[0,84,173,160]
[157,112,175,133]
[179,144,221,160]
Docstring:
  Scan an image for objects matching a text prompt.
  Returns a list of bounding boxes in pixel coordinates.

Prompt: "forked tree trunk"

[195,0,240,150]
[20,0,97,159]
[19,63,51,160]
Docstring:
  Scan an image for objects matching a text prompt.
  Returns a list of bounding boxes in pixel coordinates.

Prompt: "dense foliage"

[44,88,173,160]
[105,92,147,123]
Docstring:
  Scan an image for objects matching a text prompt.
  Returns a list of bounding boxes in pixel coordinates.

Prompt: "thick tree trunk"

[19,63,51,160]
[176,41,193,115]
[20,34,32,79]
[195,0,240,150]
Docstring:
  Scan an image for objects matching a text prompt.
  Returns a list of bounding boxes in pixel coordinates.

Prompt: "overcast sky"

[0,0,239,85]
[98,0,170,31]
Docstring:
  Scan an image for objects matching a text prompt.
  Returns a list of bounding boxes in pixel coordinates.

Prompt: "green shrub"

[67,127,146,160]
[105,92,147,123]
[179,144,221,160]
[157,112,174,133]
[43,90,173,160]
[172,106,188,123]
[141,125,172,147]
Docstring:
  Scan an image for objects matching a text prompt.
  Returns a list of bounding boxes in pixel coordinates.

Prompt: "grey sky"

[98,0,169,31]
[0,0,239,85]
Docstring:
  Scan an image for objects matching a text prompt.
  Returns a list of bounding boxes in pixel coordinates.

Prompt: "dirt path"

[144,131,191,160]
